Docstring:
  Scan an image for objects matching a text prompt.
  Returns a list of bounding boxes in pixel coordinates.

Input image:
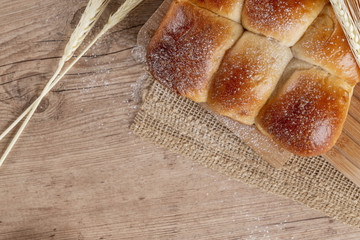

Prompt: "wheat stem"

[0,0,143,167]
[0,0,110,143]
[0,0,144,140]
[0,0,110,167]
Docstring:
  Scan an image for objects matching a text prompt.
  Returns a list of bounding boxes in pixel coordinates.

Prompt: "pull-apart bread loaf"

[147,0,360,156]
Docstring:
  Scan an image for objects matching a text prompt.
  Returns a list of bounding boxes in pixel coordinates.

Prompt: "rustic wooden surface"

[1,0,360,239]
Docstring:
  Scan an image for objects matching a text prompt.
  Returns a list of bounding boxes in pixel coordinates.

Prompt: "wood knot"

[29,96,50,113]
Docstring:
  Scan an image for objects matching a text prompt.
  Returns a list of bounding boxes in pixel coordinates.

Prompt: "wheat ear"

[0,0,143,167]
[330,0,360,67]
[0,0,144,140]
[0,0,110,143]
[0,0,143,142]
[0,0,110,167]
[28,0,145,102]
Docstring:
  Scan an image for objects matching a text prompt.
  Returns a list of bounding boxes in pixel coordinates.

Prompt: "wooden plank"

[324,89,360,187]
[0,0,360,239]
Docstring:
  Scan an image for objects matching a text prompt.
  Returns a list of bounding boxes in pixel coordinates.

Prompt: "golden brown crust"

[147,0,243,102]
[242,0,327,46]
[147,0,357,156]
[292,4,360,86]
[256,67,352,156]
[189,0,244,22]
[207,32,292,125]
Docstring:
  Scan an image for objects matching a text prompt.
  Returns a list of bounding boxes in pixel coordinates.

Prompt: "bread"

[147,0,360,156]
[189,0,244,22]
[293,4,360,86]
[147,0,243,102]
[256,63,353,156]
[242,0,327,47]
[274,59,314,87]
[208,31,292,125]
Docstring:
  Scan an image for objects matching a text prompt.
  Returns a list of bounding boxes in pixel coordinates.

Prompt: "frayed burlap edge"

[131,77,360,228]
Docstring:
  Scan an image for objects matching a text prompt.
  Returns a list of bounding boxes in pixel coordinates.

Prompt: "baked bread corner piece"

[147,0,243,102]
[255,66,353,156]
[242,0,327,47]
[292,4,360,87]
[207,31,292,125]
[189,0,244,22]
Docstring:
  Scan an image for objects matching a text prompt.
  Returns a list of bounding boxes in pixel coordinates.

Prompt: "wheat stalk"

[0,0,110,167]
[0,0,143,167]
[0,0,111,145]
[330,0,360,67]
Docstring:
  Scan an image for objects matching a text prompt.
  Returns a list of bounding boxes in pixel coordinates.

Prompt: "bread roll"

[147,0,243,102]
[292,4,360,86]
[242,0,327,46]
[207,31,292,125]
[189,0,244,22]
[256,63,353,156]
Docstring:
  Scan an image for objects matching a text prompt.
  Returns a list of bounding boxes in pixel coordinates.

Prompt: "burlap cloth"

[130,0,360,228]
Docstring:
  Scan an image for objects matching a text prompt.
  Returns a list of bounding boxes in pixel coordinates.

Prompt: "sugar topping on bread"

[147,0,360,156]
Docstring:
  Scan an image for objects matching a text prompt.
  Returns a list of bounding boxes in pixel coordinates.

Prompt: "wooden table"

[1,0,360,239]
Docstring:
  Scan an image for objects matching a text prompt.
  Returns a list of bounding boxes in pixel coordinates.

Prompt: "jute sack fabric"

[131,78,360,228]
[131,0,360,228]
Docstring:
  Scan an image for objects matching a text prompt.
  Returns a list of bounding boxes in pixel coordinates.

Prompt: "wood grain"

[324,86,360,186]
[1,0,360,239]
